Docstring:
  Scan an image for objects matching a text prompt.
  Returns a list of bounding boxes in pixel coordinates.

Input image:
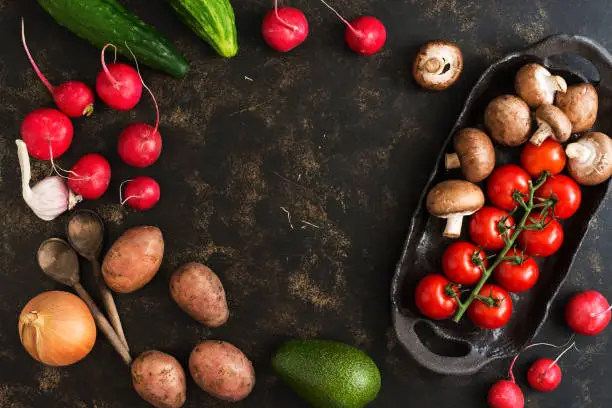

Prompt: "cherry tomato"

[487,165,531,211]
[442,242,487,285]
[520,139,567,177]
[518,213,564,257]
[415,275,458,320]
[535,174,582,219]
[467,284,512,329]
[493,248,539,293]
[469,206,515,251]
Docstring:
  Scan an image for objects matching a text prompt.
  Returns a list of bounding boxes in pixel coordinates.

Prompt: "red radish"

[96,44,142,110]
[565,290,611,336]
[67,154,111,200]
[527,358,562,392]
[262,0,309,52]
[21,108,73,160]
[121,177,160,210]
[487,339,526,408]
[21,19,94,118]
[117,46,162,167]
[487,338,576,407]
[527,341,576,392]
[487,380,524,408]
[319,0,386,55]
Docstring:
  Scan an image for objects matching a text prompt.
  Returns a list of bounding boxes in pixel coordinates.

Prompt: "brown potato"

[170,263,229,327]
[131,350,186,408]
[102,226,164,293]
[189,341,255,402]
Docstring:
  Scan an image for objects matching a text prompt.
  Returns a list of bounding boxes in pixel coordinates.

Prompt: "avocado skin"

[272,339,381,408]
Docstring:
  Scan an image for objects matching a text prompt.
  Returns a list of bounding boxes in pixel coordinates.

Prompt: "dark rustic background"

[1,1,611,407]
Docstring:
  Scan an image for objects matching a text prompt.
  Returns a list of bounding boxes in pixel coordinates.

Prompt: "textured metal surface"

[391,35,612,375]
[1,1,612,407]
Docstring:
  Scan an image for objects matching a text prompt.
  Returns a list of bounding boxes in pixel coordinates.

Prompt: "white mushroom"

[555,83,599,133]
[445,128,495,182]
[515,63,567,108]
[413,40,463,91]
[484,95,532,146]
[426,180,485,238]
[566,132,612,185]
[529,104,572,146]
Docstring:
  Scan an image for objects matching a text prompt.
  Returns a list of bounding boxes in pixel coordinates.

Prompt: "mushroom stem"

[443,215,463,238]
[422,57,445,74]
[445,153,461,169]
[548,75,568,93]
[566,142,595,163]
[530,121,554,146]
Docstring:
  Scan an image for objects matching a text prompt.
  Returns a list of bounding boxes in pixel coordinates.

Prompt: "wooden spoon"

[37,238,132,365]
[66,210,129,350]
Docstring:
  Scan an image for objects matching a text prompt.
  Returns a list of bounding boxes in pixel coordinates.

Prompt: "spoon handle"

[91,258,130,351]
[73,282,133,365]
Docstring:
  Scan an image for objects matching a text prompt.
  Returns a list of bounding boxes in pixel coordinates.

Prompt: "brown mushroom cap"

[484,95,532,146]
[515,63,567,108]
[566,132,612,186]
[555,83,598,133]
[426,180,485,238]
[413,40,463,91]
[530,104,572,146]
[445,128,495,182]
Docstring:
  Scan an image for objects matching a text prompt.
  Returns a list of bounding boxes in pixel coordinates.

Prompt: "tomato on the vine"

[535,174,582,219]
[493,248,539,293]
[442,241,487,285]
[469,206,515,251]
[467,284,512,329]
[518,213,564,257]
[520,139,567,177]
[487,164,531,210]
[415,275,458,320]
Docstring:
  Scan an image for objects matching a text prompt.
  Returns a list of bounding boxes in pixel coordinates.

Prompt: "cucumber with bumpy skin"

[168,0,238,58]
[38,0,189,78]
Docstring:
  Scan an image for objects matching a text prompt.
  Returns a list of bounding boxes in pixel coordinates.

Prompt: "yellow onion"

[18,291,96,366]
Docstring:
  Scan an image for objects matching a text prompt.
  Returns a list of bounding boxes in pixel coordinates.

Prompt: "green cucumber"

[168,0,238,58]
[38,0,189,78]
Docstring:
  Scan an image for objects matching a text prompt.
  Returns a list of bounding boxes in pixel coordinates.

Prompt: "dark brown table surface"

[1,1,611,407]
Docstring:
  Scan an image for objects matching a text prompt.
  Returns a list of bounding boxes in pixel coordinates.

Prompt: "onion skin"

[18,291,96,366]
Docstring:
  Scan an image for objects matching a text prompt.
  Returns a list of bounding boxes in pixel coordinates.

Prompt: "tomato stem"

[452,173,550,322]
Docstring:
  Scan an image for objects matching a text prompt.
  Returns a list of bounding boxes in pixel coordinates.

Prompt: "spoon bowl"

[66,209,105,260]
[37,238,80,287]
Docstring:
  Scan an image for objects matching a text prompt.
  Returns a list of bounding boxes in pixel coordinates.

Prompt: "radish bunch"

[262,0,386,55]
[487,290,611,407]
[18,21,161,218]
[96,43,162,210]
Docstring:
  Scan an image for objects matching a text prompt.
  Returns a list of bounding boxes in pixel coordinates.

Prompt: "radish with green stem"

[262,0,308,52]
[96,44,142,110]
[21,108,73,160]
[120,177,160,210]
[318,0,386,55]
[21,19,94,118]
[118,45,162,167]
[565,290,611,336]
[67,154,111,200]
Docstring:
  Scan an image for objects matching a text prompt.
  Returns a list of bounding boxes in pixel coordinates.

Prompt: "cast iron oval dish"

[391,35,612,375]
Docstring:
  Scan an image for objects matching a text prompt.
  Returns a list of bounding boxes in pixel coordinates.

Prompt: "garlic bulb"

[16,139,81,221]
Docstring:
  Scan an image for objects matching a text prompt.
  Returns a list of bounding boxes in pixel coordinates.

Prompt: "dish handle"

[392,306,490,376]
[524,34,612,86]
